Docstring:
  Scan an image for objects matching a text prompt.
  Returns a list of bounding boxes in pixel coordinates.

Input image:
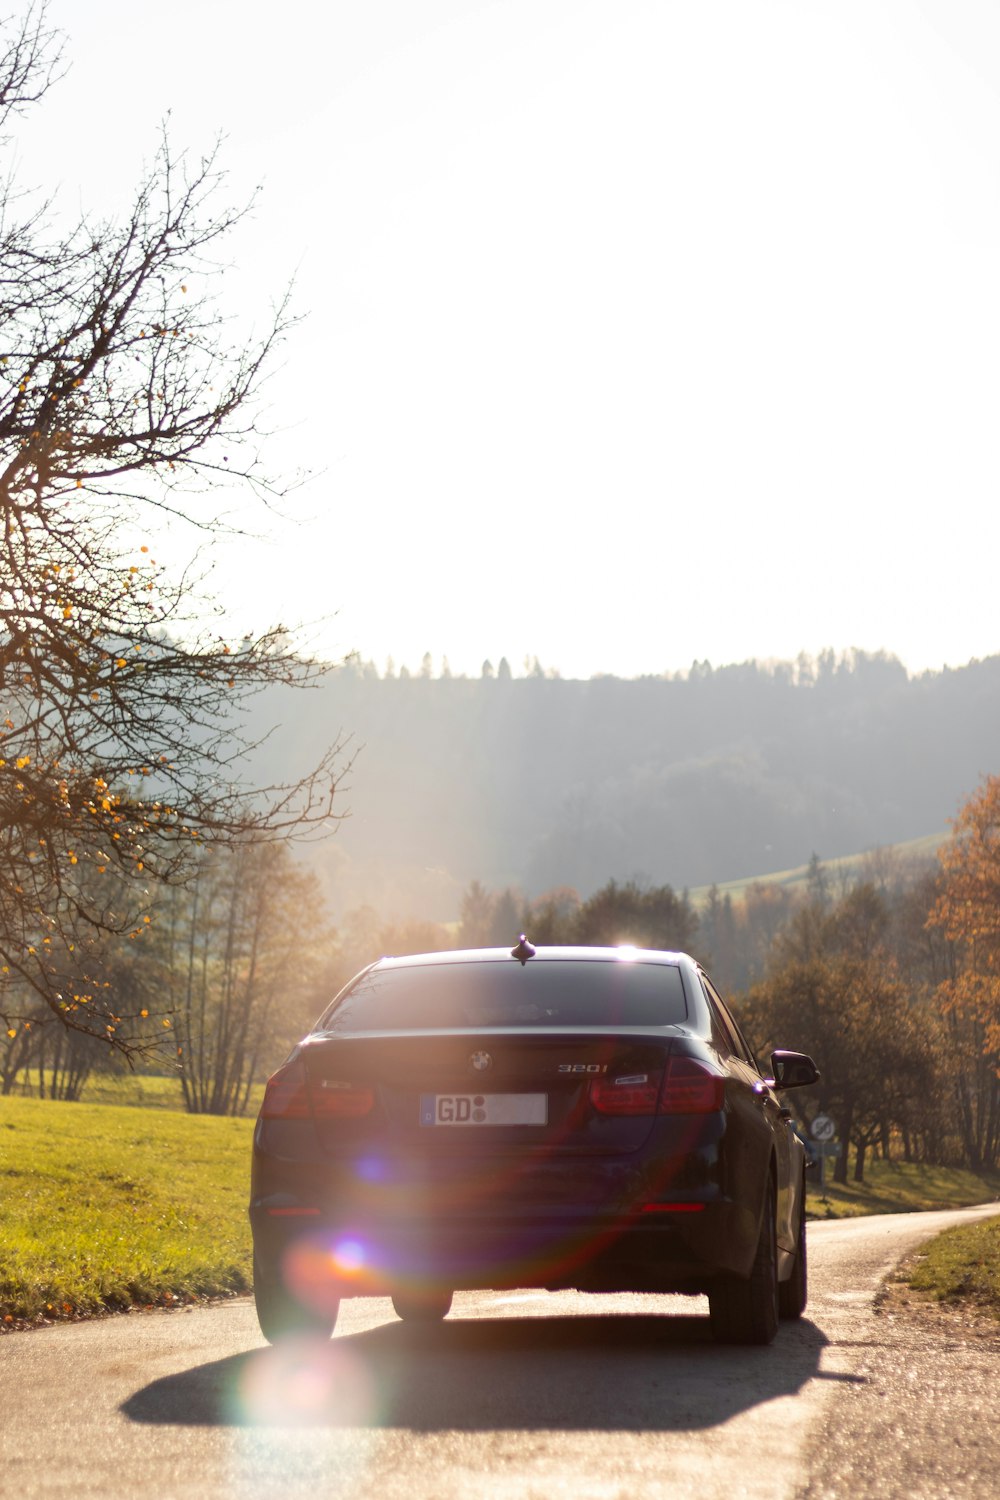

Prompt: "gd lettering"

[438,1095,485,1122]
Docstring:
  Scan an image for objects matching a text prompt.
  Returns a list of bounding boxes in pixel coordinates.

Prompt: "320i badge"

[249,940,819,1345]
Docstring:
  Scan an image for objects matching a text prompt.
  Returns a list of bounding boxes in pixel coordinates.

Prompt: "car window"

[700,978,739,1058]
[701,975,759,1069]
[723,1004,762,1072]
[705,998,738,1060]
[319,959,689,1033]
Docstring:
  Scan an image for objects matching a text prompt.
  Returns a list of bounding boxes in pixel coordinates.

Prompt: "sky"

[21,0,1000,679]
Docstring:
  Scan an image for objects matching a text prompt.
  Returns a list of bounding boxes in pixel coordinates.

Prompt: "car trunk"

[302,1029,677,1151]
[296,1026,680,1176]
[294,1030,681,1218]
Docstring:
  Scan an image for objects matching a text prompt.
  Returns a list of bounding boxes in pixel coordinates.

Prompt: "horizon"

[334,643,995,681]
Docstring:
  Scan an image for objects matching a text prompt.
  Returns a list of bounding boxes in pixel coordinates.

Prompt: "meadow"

[0,1095,253,1325]
[6,1071,264,1113]
[806,1160,1000,1220]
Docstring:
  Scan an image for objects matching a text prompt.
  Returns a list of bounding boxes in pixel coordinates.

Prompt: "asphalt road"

[2,1204,998,1500]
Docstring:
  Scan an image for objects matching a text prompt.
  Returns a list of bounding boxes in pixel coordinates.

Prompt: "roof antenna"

[511,934,536,965]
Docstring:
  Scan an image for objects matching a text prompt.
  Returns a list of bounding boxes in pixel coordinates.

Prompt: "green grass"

[84,1072,265,1114]
[0,1095,254,1325]
[806,1159,1000,1220]
[8,1071,264,1114]
[81,1072,186,1109]
[905,1216,1000,1320]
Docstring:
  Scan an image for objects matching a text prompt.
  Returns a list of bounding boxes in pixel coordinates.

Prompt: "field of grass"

[904,1215,1000,1320]
[806,1159,1000,1220]
[8,1071,264,1114]
[0,1095,253,1325]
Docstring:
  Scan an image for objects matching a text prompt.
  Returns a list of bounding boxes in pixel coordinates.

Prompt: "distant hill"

[255,652,1000,921]
[686,831,947,909]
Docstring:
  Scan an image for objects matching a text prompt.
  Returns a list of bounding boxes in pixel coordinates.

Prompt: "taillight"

[640,1202,706,1214]
[259,1061,375,1120]
[659,1055,725,1114]
[589,1057,725,1117]
[260,1059,311,1119]
[590,1071,663,1115]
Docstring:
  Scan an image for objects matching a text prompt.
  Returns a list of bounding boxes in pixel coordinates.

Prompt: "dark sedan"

[250,940,818,1346]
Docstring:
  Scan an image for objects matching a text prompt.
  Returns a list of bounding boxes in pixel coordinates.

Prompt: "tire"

[778,1182,808,1321]
[391,1288,454,1323]
[253,1251,339,1345]
[708,1184,779,1346]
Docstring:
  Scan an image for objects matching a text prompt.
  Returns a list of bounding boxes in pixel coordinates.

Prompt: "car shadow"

[122,1311,853,1432]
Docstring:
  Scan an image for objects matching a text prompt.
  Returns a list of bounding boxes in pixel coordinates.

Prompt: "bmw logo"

[469,1050,493,1073]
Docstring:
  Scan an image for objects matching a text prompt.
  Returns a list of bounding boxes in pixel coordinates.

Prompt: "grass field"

[806,1160,1000,1220]
[2,1096,998,1328]
[8,1071,264,1114]
[904,1214,1000,1320]
[0,1095,253,1325]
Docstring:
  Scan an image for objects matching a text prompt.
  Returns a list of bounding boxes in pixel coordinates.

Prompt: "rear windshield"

[318,959,688,1033]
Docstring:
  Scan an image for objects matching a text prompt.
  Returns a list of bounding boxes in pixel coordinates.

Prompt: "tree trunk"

[833,1100,854,1185]
[853,1139,867,1182]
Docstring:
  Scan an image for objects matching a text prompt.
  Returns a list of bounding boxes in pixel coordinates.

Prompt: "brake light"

[588,1057,724,1117]
[260,1059,311,1119]
[659,1055,725,1114]
[259,1061,375,1120]
[640,1202,706,1213]
[590,1071,663,1115]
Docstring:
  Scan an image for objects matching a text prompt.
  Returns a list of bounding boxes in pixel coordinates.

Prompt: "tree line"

[6,774,999,1189]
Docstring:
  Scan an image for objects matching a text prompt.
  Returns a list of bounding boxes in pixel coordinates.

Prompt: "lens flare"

[234,1340,379,1428]
[331,1237,366,1275]
[354,1154,389,1183]
[281,1235,346,1315]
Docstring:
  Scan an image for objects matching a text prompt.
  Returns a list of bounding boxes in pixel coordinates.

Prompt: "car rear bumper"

[249,1195,757,1296]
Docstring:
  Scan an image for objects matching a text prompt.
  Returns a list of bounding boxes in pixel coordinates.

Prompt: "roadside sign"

[811,1113,836,1142]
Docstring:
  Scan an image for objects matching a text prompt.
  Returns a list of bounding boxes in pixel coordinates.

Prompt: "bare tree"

[0,5,346,1052]
[147,841,332,1115]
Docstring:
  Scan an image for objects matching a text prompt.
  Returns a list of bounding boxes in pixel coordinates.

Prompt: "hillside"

[255,652,1000,921]
[685,831,947,909]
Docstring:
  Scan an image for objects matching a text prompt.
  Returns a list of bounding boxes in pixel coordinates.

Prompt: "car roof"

[371,945,694,970]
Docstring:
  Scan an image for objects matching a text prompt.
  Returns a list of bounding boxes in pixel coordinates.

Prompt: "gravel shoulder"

[797,1253,1000,1500]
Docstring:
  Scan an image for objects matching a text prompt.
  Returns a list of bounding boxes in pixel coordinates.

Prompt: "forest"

[258,648,1000,922]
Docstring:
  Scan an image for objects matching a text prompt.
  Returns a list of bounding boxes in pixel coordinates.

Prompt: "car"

[249,939,819,1346]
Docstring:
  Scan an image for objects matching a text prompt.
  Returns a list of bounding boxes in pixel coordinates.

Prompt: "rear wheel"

[391,1288,454,1323]
[708,1184,779,1346]
[253,1251,339,1344]
[778,1180,808,1320]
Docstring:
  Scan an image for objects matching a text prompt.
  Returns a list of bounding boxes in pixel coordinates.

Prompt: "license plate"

[419,1093,547,1127]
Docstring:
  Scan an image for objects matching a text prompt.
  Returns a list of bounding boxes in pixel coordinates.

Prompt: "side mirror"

[770,1049,820,1091]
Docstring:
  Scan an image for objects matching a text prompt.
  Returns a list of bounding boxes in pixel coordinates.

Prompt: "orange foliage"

[930,775,1000,1058]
